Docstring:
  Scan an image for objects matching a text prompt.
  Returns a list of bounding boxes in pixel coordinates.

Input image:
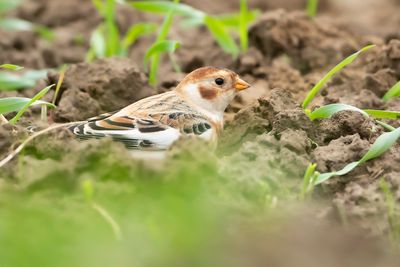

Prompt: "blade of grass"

[89,27,106,60]
[302,45,375,110]
[129,1,204,20]
[0,97,55,115]
[309,103,368,121]
[216,10,260,28]
[380,178,400,243]
[0,64,23,71]
[306,0,319,17]
[35,25,55,41]
[315,127,400,185]
[0,73,36,91]
[204,16,239,58]
[121,23,157,54]
[0,70,48,91]
[91,0,105,16]
[364,110,400,120]
[144,40,180,68]
[300,163,318,200]
[9,84,55,124]
[52,65,68,105]
[104,0,120,56]
[0,18,33,31]
[239,0,248,52]
[376,120,396,132]
[383,81,400,101]
[0,0,21,13]
[0,121,83,168]
[81,180,122,241]
[147,0,179,85]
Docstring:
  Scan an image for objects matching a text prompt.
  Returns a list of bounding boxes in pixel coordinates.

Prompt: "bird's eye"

[215,78,224,86]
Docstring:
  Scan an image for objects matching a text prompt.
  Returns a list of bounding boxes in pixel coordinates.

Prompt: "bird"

[69,66,251,150]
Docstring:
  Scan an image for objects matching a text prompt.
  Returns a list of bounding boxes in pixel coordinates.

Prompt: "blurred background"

[1,1,400,267]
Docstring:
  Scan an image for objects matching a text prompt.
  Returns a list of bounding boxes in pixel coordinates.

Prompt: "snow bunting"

[70,67,250,150]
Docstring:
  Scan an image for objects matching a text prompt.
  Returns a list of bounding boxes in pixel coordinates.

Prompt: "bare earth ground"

[1,0,400,265]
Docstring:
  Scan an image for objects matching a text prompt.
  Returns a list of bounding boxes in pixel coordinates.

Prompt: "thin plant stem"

[40,105,47,122]
[0,121,84,168]
[92,202,122,241]
[52,65,67,105]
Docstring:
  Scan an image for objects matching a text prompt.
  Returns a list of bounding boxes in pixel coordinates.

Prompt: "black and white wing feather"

[69,91,214,150]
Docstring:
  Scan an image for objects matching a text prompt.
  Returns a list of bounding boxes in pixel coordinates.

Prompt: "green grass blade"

[306,0,319,17]
[0,73,36,91]
[0,69,48,91]
[364,109,400,120]
[0,64,23,71]
[239,0,248,52]
[315,127,400,185]
[147,0,179,85]
[91,0,105,16]
[376,120,396,132]
[105,0,120,56]
[204,16,239,58]
[302,45,376,109]
[359,127,400,164]
[23,70,48,80]
[0,0,21,13]
[130,1,204,20]
[144,40,180,67]
[383,81,400,101]
[0,97,55,115]
[90,27,106,59]
[216,10,260,28]
[121,23,157,54]
[9,84,55,124]
[0,18,33,31]
[35,25,55,41]
[309,103,368,120]
[300,163,317,199]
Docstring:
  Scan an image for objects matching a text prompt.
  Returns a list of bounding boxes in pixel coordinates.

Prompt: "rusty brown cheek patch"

[199,86,218,100]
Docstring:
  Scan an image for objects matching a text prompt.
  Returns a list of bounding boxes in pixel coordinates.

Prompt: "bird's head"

[175,67,251,117]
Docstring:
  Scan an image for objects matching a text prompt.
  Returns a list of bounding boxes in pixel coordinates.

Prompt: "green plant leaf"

[204,16,239,57]
[0,70,48,91]
[104,0,120,56]
[0,18,33,31]
[0,64,23,71]
[9,84,55,124]
[147,0,179,86]
[300,163,318,199]
[121,23,157,53]
[0,0,21,13]
[364,109,400,120]
[306,0,319,17]
[144,40,180,67]
[130,1,204,20]
[0,73,35,91]
[315,127,400,185]
[0,97,55,115]
[35,25,55,41]
[91,0,105,16]
[239,0,248,52]
[383,81,400,101]
[302,45,375,109]
[23,70,48,80]
[309,103,368,120]
[216,10,260,28]
[90,27,106,58]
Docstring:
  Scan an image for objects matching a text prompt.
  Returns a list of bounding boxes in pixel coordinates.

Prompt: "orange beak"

[235,77,251,91]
